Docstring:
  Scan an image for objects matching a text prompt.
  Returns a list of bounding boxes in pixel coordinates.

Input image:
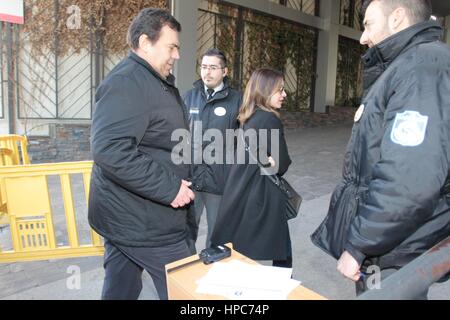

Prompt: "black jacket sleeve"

[346,64,449,261]
[91,74,181,205]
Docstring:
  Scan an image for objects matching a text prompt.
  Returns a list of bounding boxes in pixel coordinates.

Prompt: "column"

[171,0,200,95]
[313,0,340,113]
[445,15,450,45]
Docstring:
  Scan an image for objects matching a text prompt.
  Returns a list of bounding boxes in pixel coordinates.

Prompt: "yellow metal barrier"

[0,134,30,166]
[0,135,30,226]
[0,161,104,263]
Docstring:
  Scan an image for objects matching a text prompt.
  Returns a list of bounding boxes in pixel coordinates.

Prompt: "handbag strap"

[240,124,279,185]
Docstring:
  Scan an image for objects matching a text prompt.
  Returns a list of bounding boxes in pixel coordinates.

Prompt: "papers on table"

[195,259,301,300]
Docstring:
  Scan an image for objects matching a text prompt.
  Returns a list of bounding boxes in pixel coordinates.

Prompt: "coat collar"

[361,21,443,93]
[192,77,232,102]
[128,51,177,87]
[193,76,231,92]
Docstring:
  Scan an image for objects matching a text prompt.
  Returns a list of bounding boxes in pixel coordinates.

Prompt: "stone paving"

[0,124,448,300]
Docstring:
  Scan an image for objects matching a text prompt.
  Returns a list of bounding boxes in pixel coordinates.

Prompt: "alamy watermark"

[66,265,81,290]
[171,123,280,175]
[363,265,381,290]
[66,5,81,30]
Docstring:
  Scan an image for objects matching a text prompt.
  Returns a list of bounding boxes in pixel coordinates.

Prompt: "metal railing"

[357,236,450,300]
[197,0,318,111]
[340,0,364,31]
[335,36,365,108]
[270,0,320,16]
[0,1,166,123]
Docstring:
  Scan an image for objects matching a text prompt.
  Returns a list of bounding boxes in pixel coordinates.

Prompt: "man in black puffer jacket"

[89,9,194,300]
[183,49,241,251]
[311,0,449,299]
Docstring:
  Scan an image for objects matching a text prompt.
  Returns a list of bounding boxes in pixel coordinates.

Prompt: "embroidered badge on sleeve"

[390,111,428,147]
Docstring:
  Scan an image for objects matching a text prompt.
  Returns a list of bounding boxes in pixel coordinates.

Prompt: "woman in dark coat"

[210,68,293,267]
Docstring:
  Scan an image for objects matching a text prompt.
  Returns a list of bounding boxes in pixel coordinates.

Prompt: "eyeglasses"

[200,65,224,71]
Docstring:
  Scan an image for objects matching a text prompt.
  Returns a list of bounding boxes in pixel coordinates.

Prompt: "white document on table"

[195,260,301,300]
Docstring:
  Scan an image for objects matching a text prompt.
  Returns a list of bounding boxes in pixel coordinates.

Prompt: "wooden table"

[165,244,326,300]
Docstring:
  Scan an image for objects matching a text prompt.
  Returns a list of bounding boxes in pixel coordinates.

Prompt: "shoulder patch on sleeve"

[390,111,428,147]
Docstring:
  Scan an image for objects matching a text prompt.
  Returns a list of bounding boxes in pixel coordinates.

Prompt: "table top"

[165,244,327,300]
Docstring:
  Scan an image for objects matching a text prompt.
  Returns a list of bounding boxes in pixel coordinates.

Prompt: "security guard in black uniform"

[312,0,450,299]
[183,49,242,252]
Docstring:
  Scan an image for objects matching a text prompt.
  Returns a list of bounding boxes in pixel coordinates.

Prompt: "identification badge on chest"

[214,107,227,117]
[354,104,365,122]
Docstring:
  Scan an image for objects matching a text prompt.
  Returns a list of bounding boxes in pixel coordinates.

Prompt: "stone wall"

[26,107,356,162]
[28,124,91,163]
[281,106,356,130]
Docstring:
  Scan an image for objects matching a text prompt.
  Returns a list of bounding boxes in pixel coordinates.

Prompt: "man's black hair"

[362,0,432,24]
[127,8,181,50]
[202,49,228,68]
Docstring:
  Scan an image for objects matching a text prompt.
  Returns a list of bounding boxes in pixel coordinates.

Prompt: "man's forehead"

[159,25,179,41]
[160,38,179,48]
[364,1,381,22]
[202,56,221,64]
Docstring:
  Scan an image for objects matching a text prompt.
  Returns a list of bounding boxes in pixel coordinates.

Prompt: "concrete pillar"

[445,15,450,45]
[171,0,200,96]
[313,0,340,113]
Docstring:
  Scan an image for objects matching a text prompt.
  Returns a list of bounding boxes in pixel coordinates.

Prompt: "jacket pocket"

[311,183,360,260]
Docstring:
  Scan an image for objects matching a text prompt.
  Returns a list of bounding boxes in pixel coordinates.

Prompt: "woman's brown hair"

[237,68,284,125]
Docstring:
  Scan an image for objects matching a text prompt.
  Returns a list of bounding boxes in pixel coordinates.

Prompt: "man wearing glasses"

[183,49,242,253]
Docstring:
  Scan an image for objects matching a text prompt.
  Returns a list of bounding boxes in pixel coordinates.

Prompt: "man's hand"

[170,180,195,208]
[337,251,361,282]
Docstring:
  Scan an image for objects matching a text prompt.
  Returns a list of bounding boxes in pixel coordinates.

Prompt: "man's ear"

[389,7,408,32]
[223,67,228,77]
[138,34,152,53]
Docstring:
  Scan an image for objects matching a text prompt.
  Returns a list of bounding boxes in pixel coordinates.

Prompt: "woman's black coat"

[210,109,292,260]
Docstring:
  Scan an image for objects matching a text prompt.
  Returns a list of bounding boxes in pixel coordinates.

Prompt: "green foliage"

[335,36,365,108]
[23,0,168,57]
[211,4,317,112]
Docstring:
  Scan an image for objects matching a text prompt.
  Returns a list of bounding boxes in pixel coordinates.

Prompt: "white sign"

[0,0,24,24]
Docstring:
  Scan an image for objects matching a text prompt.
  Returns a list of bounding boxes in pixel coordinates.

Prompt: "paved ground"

[0,124,448,300]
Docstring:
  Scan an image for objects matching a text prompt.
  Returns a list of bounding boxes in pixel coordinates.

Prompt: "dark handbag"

[267,174,302,220]
[241,133,302,220]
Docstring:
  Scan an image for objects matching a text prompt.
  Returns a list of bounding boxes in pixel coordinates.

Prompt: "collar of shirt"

[204,82,224,98]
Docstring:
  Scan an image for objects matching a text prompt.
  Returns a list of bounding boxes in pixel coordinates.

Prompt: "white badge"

[214,107,227,117]
[354,104,365,122]
[390,111,428,147]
